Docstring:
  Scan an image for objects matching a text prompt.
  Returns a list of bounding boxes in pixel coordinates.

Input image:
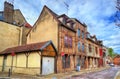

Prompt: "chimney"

[4,1,14,23]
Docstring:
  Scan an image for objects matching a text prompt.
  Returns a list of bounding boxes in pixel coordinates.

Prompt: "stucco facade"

[0,21,20,52]
[27,7,58,49]
[0,41,57,75]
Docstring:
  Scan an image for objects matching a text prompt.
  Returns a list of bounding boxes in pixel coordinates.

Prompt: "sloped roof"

[0,41,57,55]
[27,5,77,36]
[24,22,32,28]
[114,55,120,59]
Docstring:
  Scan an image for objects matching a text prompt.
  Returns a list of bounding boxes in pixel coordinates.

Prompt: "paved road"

[69,67,120,79]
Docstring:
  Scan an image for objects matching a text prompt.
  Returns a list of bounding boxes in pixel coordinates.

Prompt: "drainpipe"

[19,26,23,45]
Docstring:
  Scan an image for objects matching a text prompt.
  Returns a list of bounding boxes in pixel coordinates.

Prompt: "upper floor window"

[64,36,68,47]
[77,29,81,38]
[64,35,72,48]
[95,47,98,54]
[89,44,92,52]
[69,36,72,48]
[82,43,84,52]
[82,31,84,39]
[78,42,81,52]
[86,33,90,38]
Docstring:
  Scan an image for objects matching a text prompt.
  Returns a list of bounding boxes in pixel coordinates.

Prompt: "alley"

[69,67,120,79]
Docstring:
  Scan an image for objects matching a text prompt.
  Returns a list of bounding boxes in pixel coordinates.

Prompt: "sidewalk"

[115,71,120,79]
[0,67,110,79]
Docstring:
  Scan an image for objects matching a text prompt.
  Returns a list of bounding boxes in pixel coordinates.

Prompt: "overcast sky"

[0,0,120,53]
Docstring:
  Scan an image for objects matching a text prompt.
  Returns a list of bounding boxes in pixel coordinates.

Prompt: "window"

[95,47,98,54]
[78,42,81,52]
[62,54,70,68]
[77,29,81,38]
[71,23,74,29]
[86,33,90,38]
[82,43,84,52]
[63,18,66,25]
[0,13,4,20]
[64,35,72,48]
[89,44,92,52]
[82,31,84,39]
[64,36,68,47]
[81,57,85,68]
[77,56,80,65]
[69,37,72,48]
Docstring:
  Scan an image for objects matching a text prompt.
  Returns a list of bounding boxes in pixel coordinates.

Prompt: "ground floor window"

[62,54,70,68]
[81,57,85,68]
[77,56,81,66]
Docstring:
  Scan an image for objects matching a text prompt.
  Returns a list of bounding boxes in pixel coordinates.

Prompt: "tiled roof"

[24,22,32,28]
[0,41,52,55]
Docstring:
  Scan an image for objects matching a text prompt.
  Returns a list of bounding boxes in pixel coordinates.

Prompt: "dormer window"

[63,17,66,25]
[86,33,90,38]
[71,23,74,29]
[58,17,66,25]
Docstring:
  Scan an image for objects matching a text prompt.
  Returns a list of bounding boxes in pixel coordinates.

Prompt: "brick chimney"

[4,1,14,23]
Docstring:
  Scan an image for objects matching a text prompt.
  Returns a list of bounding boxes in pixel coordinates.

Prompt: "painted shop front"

[0,41,57,75]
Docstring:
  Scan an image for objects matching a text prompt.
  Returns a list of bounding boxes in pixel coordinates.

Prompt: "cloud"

[0,0,119,53]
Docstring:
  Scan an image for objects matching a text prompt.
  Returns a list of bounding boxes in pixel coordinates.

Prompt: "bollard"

[8,68,11,77]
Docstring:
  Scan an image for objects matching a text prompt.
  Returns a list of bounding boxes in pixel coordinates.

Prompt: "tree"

[108,48,114,58]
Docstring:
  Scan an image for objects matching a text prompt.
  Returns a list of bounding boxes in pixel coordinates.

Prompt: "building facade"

[0,41,57,75]
[0,3,107,75]
[85,33,100,69]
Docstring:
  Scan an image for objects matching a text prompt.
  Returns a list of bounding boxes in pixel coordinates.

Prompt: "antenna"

[64,2,69,15]
[115,0,120,28]
[55,0,69,15]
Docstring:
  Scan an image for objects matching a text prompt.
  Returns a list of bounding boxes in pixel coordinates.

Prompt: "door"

[42,57,54,75]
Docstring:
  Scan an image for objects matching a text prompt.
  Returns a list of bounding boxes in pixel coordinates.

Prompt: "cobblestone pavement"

[69,67,120,79]
[0,67,116,79]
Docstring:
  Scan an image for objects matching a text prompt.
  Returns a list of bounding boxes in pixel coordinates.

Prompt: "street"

[69,67,120,79]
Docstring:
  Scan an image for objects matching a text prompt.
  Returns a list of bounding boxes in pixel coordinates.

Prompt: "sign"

[61,52,64,56]
[11,52,15,56]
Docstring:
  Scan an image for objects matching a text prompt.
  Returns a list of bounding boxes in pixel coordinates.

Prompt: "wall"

[13,9,27,25]
[1,52,41,75]
[0,56,3,71]
[15,52,40,75]
[0,21,20,52]
[27,8,58,49]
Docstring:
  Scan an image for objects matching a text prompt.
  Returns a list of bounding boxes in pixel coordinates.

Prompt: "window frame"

[77,29,81,38]
[62,54,70,68]
[78,41,81,52]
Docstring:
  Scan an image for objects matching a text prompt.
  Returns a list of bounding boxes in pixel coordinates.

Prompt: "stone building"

[85,33,102,69]
[113,55,120,65]
[0,3,106,75]
[0,1,27,25]
[0,1,32,52]
[27,6,76,73]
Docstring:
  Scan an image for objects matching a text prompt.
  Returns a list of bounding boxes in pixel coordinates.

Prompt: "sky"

[0,0,120,53]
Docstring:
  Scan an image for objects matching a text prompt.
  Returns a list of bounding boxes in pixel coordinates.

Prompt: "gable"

[42,44,56,56]
[27,6,59,36]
